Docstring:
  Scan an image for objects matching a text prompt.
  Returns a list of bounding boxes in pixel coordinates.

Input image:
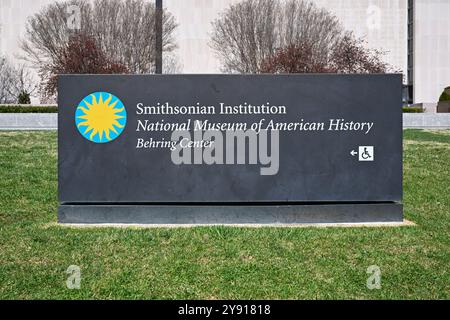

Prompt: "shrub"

[438,87,450,102]
[260,35,393,74]
[17,91,31,104]
[0,105,57,113]
[402,106,423,113]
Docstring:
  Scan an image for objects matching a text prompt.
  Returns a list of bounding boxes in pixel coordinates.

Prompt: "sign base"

[58,203,403,225]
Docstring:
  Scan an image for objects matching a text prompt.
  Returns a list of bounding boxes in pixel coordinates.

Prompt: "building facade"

[0,0,449,105]
[408,0,450,105]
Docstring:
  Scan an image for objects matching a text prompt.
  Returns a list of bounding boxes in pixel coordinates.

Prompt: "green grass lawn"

[0,130,449,299]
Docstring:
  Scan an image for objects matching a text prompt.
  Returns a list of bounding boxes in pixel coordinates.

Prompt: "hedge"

[0,105,58,113]
[402,106,423,113]
[0,104,427,114]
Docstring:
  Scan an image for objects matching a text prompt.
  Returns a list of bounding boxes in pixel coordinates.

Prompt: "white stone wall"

[294,0,407,75]
[413,0,450,104]
[0,0,56,61]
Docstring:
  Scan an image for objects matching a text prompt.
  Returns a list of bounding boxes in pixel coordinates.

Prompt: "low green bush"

[17,91,31,104]
[0,105,58,113]
[402,106,423,113]
[438,86,450,102]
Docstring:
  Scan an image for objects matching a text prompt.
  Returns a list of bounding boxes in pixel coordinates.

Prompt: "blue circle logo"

[75,92,127,143]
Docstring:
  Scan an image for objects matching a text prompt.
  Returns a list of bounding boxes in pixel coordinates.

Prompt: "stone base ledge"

[58,203,403,225]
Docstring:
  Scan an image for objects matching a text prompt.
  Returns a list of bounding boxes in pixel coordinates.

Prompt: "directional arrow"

[350,150,358,156]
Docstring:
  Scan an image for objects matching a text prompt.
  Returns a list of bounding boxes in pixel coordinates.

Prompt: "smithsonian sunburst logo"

[75,92,127,143]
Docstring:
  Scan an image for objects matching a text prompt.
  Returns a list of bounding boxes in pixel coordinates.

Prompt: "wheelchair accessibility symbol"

[358,146,374,161]
[350,146,374,161]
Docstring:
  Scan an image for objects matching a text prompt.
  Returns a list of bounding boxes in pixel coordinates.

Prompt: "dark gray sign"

[58,74,402,224]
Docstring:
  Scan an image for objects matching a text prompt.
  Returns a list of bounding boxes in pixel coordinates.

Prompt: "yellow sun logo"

[75,92,127,143]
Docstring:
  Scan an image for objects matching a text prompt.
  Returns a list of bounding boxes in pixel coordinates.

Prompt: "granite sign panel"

[58,74,403,224]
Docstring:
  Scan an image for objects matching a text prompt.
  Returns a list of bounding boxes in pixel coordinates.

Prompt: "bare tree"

[10,65,38,100]
[21,0,178,74]
[0,55,36,104]
[210,0,277,73]
[0,56,16,103]
[210,0,344,73]
[163,52,183,74]
[41,33,129,98]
